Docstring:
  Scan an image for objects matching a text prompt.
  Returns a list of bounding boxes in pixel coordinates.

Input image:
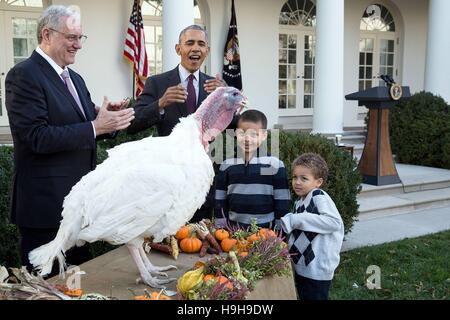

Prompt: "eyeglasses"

[49,28,87,44]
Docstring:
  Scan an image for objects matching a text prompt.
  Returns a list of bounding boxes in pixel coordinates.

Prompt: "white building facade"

[0,0,449,134]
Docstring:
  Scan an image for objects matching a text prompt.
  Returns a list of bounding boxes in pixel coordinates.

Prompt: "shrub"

[276,131,362,234]
[389,91,450,169]
[0,146,20,267]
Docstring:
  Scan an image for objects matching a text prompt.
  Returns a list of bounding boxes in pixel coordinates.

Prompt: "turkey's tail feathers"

[28,225,76,277]
[28,236,67,277]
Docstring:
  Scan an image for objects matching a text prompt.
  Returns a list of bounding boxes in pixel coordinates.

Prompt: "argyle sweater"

[280,188,344,281]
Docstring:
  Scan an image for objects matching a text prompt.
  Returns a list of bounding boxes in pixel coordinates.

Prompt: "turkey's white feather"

[29,116,215,275]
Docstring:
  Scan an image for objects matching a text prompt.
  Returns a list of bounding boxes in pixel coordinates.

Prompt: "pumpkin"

[214,229,230,241]
[134,292,171,300]
[247,233,260,243]
[236,239,249,252]
[175,225,191,240]
[203,274,216,282]
[180,237,202,253]
[238,251,248,258]
[64,288,83,297]
[216,275,233,290]
[259,228,276,239]
[220,238,237,252]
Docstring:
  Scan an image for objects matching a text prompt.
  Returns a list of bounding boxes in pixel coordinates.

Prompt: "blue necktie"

[186,74,196,114]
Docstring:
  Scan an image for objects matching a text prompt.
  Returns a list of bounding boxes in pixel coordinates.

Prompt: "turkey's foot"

[136,275,177,289]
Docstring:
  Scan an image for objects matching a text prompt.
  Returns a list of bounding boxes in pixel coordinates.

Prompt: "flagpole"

[132,72,136,100]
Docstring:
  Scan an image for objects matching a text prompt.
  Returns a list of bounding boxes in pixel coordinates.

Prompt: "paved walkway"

[341,204,450,252]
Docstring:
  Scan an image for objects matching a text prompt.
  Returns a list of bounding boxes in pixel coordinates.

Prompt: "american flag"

[123,0,149,97]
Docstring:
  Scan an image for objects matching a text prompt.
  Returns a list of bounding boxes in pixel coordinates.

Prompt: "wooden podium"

[346,86,410,186]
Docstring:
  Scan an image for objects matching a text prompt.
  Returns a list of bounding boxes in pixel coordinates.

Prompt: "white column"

[162,0,194,72]
[312,0,344,134]
[425,0,450,103]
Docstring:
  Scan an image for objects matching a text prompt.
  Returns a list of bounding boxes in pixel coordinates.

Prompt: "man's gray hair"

[37,5,80,44]
[178,25,208,44]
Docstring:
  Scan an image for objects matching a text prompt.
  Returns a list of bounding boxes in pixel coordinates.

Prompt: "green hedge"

[0,128,361,267]
[0,146,20,267]
[277,131,361,234]
[389,91,450,169]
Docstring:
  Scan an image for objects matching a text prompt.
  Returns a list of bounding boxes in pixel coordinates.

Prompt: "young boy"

[214,110,290,229]
[281,153,344,300]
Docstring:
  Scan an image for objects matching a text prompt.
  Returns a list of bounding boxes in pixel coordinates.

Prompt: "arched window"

[1,0,44,8]
[279,0,316,27]
[278,0,316,115]
[359,4,398,91]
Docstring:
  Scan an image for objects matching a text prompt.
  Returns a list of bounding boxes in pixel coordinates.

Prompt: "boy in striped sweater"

[281,153,344,300]
[214,110,290,230]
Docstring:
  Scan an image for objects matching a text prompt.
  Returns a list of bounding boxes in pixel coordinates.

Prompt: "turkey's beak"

[237,99,248,115]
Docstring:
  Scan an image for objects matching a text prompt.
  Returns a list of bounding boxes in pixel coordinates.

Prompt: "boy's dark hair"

[237,109,268,129]
[292,153,329,181]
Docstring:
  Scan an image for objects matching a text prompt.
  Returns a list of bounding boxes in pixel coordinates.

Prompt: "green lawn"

[330,230,450,300]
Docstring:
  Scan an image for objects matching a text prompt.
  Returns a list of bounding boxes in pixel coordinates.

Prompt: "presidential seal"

[390,84,403,101]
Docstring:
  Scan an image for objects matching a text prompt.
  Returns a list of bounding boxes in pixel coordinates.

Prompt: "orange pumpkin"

[203,274,216,282]
[247,233,260,243]
[220,238,237,252]
[180,237,202,253]
[134,292,171,300]
[236,239,249,252]
[175,225,190,240]
[238,251,248,258]
[64,289,83,297]
[216,276,233,290]
[214,229,230,241]
[259,228,276,239]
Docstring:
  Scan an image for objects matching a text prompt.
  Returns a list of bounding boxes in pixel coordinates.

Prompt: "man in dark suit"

[5,5,135,273]
[128,25,230,222]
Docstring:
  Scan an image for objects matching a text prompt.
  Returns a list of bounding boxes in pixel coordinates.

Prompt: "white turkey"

[29,86,246,288]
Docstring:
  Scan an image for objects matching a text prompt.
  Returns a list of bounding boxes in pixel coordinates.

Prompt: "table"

[50,245,298,300]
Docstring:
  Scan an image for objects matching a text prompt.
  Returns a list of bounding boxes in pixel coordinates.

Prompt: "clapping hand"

[204,74,227,93]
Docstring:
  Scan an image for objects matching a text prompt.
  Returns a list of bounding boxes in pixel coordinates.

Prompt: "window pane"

[288,65,297,79]
[288,95,296,109]
[304,80,313,94]
[288,35,297,49]
[387,53,394,66]
[305,51,313,64]
[12,18,27,37]
[279,49,287,63]
[279,65,287,79]
[388,40,394,52]
[359,39,365,52]
[304,66,313,79]
[287,80,296,94]
[359,67,365,79]
[380,53,387,66]
[365,67,372,79]
[279,95,286,109]
[27,19,37,37]
[359,80,365,91]
[366,80,372,89]
[366,53,373,65]
[288,50,296,64]
[380,39,388,52]
[279,81,287,94]
[359,52,365,65]
[279,34,287,48]
[366,38,374,51]
[13,38,28,57]
[387,67,394,77]
[304,95,312,109]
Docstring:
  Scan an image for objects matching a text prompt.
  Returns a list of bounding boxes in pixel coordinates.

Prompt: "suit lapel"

[32,51,87,121]
[198,72,209,109]
[69,69,94,121]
